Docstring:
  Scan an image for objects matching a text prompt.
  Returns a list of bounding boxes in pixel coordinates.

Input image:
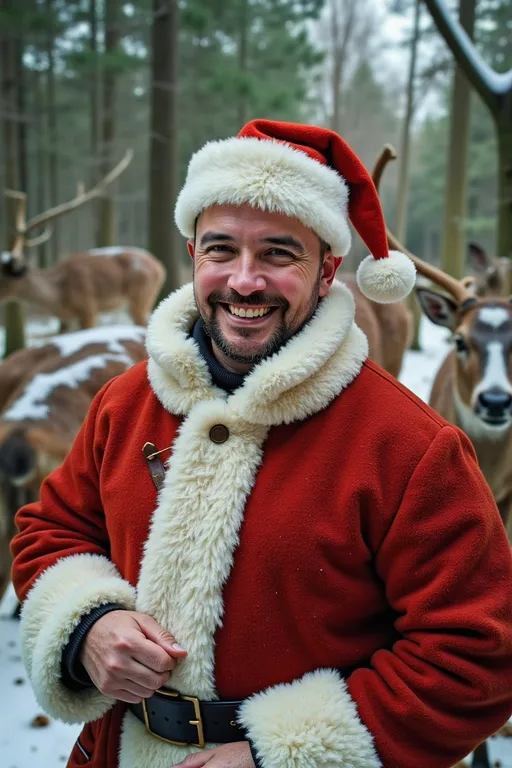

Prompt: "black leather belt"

[129,689,246,747]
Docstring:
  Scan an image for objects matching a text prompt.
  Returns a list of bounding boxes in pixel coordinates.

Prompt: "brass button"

[209,424,229,444]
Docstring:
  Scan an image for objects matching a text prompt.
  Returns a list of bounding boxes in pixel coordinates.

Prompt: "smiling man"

[11,119,512,768]
[191,205,335,375]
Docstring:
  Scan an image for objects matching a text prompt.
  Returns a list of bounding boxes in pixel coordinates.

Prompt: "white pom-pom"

[356,250,416,304]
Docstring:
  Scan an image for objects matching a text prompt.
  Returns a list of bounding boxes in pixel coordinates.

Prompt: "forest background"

[0,0,510,301]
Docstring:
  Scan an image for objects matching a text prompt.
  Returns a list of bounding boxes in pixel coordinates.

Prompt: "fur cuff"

[20,553,136,723]
[238,669,381,768]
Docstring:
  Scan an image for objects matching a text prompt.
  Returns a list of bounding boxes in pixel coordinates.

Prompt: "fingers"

[136,614,188,659]
[133,635,180,674]
[124,656,171,691]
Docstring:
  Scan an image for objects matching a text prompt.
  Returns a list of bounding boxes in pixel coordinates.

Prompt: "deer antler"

[371,144,397,190]
[372,144,475,305]
[23,149,134,235]
[25,227,53,248]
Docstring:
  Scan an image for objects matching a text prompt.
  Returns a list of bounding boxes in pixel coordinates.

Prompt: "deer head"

[1,149,133,282]
[374,144,512,437]
[467,242,510,297]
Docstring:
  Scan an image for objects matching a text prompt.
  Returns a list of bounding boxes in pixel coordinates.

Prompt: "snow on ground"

[1,316,511,767]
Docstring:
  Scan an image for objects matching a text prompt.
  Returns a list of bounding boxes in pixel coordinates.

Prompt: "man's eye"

[267,248,293,258]
[207,245,234,253]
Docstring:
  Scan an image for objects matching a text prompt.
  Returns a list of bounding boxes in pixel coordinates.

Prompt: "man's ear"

[187,239,195,260]
[319,253,342,297]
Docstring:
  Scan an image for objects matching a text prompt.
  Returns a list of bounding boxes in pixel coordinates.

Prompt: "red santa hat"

[175,119,416,303]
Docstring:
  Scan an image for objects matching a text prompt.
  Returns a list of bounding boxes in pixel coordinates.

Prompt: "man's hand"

[172,742,255,767]
[79,610,187,703]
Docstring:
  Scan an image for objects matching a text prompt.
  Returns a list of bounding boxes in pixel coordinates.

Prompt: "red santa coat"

[11,281,512,768]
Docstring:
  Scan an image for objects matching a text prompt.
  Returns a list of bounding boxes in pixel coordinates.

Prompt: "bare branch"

[422,0,512,111]
[24,149,134,235]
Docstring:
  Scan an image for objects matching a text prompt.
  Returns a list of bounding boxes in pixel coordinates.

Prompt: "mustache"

[208,290,289,310]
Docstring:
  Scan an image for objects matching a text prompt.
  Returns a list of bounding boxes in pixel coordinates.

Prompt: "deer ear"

[468,242,490,273]
[415,287,459,329]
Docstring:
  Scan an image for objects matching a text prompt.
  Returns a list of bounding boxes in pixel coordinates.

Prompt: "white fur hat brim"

[175,136,352,257]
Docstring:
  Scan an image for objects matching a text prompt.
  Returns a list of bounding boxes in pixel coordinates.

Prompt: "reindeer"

[415,276,512,537]
[2,150,166,330]
[0,325,147,598]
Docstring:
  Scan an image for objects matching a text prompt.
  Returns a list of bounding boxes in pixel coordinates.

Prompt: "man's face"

[189,204,339,371]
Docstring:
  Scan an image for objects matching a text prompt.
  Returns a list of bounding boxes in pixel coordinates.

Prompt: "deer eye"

[453,333,469,357]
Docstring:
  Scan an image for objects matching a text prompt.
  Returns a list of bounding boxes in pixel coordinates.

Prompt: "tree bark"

[423,0,512,266]
[98,0,120,246]
[89,0,101,244]
[497,96,512,263]
[330,0,355,134]
[148,0,181,296]
[440,0,476,280]
[46,0,59,262]
[90,0,100,178]
[395,0,422,350]
[35,68,50,267]
[395,0,421,243]
[0,0,26,356]
[237,0,249,128]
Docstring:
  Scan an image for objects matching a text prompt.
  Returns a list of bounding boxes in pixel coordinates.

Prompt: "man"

[11,120,512,768]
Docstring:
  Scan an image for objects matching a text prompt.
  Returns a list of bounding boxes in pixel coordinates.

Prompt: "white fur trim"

[239,669,381,768]
[115,404,268,767]
[115,280,369,768]
[174,136,352,257]
[136,400,268,698]
[19,553,136,723]
[147,281,368,424]
[357,250,416,304]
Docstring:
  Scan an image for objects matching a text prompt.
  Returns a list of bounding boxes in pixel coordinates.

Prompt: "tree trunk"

[35,68,50,267]
[0,1,26,356]
[496,95,512,265]
[395,0,421,243]
[237,0,249,128]
[89,0,101,244]
[90,0,100,177]
[149,0,181,296]
[395,0,421,351]
[440,0,476,280]
[98,0,120,247]
[330,0,355,135]
[46,0,59,263]
[422,0,511,285]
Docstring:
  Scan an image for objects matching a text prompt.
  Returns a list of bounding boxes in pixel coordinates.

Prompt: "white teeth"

[229,305,271,318]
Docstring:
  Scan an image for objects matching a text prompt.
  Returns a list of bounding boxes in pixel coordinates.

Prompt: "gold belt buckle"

[141,689,205,748]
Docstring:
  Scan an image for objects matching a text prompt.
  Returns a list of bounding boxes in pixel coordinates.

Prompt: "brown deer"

[2,150,166,330]
[0,325,147,599]
[388,245,509,768]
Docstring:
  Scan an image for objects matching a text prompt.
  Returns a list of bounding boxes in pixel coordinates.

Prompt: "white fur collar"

[146,280,368,425]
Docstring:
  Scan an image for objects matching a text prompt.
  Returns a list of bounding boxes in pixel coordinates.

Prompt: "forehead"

[465,304,512,340]
[196,203,318,243]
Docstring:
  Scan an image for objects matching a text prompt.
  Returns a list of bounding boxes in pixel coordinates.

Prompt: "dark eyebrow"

[198,232,236,248]
[259,235,305,253]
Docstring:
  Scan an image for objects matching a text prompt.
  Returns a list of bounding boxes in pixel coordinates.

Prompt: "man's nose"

[226,256,267,295]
